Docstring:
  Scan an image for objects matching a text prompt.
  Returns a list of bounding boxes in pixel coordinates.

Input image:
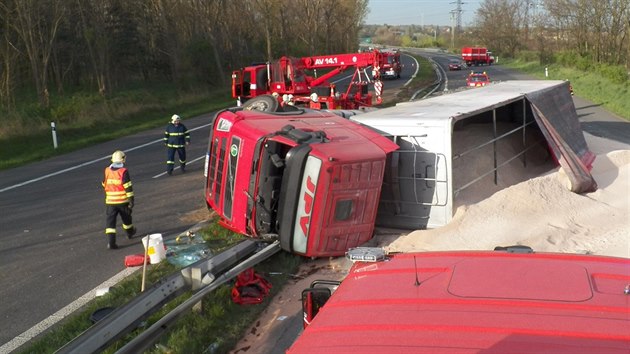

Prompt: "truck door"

[376,128,451,230]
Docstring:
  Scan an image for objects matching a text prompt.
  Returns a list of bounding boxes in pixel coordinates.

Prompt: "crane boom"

[231,50,388,110]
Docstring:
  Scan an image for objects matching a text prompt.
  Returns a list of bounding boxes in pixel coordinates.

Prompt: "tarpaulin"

[526,81,597,193]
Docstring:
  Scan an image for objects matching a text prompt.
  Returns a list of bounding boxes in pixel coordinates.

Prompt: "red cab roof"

[288,250,630,353]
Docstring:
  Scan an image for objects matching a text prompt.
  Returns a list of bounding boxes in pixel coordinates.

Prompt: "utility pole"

[449,9,456,48]
[450,0,465,33]
[449,0,465,49]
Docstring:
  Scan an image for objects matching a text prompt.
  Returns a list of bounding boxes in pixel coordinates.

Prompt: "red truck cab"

[204,108,398,257]
[290,247,630,352]
[378,50,402,79]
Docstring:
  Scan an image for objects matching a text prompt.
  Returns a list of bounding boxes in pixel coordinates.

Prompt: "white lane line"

[0,267,139,353]
[152,155,206,179]
[1,123,213,193]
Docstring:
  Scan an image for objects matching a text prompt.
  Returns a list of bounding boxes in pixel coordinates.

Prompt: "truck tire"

[242,95,279,112]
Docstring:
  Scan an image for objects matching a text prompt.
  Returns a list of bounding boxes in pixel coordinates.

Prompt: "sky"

[365,0,482,27]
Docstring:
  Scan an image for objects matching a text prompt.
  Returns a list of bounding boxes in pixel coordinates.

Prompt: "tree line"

[474,0,629,72]
[0,0,368,110]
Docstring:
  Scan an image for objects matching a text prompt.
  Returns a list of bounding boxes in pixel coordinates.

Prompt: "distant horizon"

[365,0,480,27]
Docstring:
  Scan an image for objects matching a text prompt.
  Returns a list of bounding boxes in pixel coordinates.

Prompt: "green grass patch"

[501,58,630,121]
[18,219,303,353]
[382,53,436,107]
[0,85,234,170]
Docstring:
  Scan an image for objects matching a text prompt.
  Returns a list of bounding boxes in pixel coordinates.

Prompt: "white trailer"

[351,80,596,230]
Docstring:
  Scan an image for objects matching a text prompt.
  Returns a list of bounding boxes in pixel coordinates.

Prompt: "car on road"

[448,59,463,71]
[467,71,491,87]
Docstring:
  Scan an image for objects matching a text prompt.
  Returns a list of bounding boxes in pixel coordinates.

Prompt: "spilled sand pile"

[379,132,629,258]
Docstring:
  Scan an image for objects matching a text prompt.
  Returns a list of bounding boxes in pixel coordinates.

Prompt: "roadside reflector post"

[51,122,58,149]
[545,67,548,77]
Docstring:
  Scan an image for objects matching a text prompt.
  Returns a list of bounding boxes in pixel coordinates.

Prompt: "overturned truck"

[351,80,596,230]
[205,80,596,256]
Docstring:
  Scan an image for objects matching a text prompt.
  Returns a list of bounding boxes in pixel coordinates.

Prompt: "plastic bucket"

[142,234,166,264]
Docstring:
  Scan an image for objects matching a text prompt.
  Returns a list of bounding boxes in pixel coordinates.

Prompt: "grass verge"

[0,87,234,171]
[501,59,630,121]
[18,219,302,354]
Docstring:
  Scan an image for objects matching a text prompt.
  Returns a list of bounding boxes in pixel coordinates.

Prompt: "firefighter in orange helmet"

[102,150,136,249]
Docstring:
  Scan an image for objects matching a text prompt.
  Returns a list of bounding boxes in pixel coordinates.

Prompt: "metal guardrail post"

[115,241,281,354]
[56,239,260,354]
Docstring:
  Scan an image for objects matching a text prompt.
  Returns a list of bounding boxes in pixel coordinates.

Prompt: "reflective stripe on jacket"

[103,167,133,204]
[164,123,190,148]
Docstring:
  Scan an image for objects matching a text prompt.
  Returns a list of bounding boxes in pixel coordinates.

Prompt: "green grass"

[18,219,303,354]
[0,85,234,170]
[384,54,436,107]
[501,58,630,121]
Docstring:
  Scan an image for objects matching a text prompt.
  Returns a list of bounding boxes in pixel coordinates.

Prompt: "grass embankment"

[385,54,436,107]
[19,220,302,354]
[501,58,630,121]
[0,85,234,170]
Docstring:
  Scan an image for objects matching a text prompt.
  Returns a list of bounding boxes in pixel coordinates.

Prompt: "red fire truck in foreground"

[289,247,630,353]
[231,50,389,110]
[204,107,398,257]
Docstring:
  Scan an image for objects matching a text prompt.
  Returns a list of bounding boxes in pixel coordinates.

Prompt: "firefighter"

[102,150,136,249]
[164,114,190,175]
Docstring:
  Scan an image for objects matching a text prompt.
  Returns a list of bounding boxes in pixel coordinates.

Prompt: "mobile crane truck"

[231,49,390,110]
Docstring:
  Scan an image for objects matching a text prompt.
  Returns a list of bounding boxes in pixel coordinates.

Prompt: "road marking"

[0,123,212,193]
[0,267,139,353]
[152,155,206,178]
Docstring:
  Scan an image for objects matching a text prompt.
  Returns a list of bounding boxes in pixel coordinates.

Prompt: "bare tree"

[75,0,114,96]
[475,0,525,57]
[0,4,19,111]
[8,0,65,107]
[545,0,629,67]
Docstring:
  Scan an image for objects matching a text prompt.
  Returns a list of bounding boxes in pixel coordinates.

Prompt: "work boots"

[127,226,137,239]
[107,234,118,250]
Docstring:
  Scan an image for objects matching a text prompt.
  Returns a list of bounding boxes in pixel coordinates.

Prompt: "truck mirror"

[301,288,332,328]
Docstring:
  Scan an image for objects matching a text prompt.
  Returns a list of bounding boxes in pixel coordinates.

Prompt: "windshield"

[470,75,488,82]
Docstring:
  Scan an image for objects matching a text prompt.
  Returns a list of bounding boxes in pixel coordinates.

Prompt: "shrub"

[596,64,628,84]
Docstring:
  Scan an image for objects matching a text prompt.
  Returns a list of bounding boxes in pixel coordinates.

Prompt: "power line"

[450,0,466,32]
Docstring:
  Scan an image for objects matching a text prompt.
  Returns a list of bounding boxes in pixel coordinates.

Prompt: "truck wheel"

[242,95,279,112]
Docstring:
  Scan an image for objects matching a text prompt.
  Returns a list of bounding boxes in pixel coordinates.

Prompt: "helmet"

[111,150,126,164]
[171,114,181,123]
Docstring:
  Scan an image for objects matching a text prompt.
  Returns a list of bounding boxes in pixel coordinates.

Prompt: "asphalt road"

[418,49,630,145]
[0,113,217,348]
[1,50,628,352]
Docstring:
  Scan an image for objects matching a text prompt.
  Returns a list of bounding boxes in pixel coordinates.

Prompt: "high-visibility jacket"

[164,123,190,148]
[103,167,134,205]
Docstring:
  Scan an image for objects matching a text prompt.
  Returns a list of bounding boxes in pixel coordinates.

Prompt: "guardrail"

[56,239,281,354]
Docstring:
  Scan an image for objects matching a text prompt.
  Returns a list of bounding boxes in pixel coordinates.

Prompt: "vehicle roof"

[288,250,630,353]
[223,108,399,156]
[350,80,566,127]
